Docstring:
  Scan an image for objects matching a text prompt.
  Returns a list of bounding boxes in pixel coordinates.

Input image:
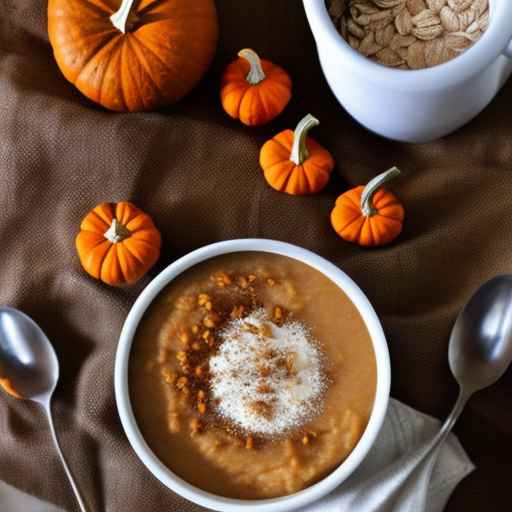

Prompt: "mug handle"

[504,39,512,59]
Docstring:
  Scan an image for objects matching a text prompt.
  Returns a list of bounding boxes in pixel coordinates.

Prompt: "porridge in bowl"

[129,252,376,499]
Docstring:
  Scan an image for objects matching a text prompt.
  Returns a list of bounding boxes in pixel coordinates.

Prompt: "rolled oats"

[448,0,473,13]
[413,24,444,40]
[471,0,488,17]
[329,0,347,18]
[348,17,366,37]
[375,47,405,66]
[457,8,476,30]
[395,8,413,35]
[424,37,446,66]
[375,23,396,45]
[396,46,411,60]
[373,0,405,7]
[390,33,417,50]
[326,0,489,69]
[368,8,395,21]
[359,32,383,55]
[348,35,361,49]
[352,1,380,14]
[426,0,447,13]
[477,10,489,31]
[407,40,427,68]
[444,31,473,51]
[407,0,428,16]
[412,9,441,28]
[369,17,395,30]
[391,3,407,16]
[466,19,479,34]
[440,6,460,31]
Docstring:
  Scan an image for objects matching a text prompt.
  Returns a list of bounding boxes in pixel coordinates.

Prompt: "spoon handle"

[394,389,471,482]
[45,405,91,512]
[347,389,471,510]
[423,389,471,458]
[391,389,472,511]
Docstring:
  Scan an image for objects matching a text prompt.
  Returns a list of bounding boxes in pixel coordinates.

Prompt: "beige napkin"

[0,398,472,512]
[300,399,474,512]
[0,480,63,512]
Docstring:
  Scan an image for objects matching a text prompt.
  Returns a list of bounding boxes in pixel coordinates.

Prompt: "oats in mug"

[326,0,489,69]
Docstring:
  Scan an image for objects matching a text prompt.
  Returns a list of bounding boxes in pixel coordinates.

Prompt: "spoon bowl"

[0,307,90,512]
[449,276,512,394]
[0,308,59,403]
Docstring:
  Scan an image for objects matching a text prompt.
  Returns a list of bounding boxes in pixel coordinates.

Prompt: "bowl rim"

[115,239,391,512]
[304,0,512,91]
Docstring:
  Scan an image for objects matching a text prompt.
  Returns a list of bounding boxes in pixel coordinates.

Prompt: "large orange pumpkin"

[76,202,162,286]
[48,0,219,112]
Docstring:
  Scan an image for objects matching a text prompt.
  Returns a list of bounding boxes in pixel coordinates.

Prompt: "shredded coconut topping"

[209,309,326,436]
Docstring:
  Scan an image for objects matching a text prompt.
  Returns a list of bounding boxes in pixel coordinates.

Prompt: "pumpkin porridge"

[129,252,376,499]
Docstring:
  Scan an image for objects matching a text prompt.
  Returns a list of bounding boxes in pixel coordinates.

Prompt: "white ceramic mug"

[115,239,390,512]
[304,0,512,143]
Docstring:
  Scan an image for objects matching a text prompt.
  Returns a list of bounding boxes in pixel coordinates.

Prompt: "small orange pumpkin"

[259,114,334,195]
[331,167,405,247]
[76,202,161,286]
[220,48,292,126]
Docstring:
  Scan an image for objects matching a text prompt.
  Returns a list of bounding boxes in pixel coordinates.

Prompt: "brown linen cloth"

[0,1,511,511]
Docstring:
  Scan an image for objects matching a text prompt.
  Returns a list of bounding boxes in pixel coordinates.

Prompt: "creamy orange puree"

[130,252,376,499]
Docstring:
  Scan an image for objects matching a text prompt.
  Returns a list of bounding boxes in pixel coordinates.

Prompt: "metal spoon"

[0,307,90,512]
[348,275,512,511]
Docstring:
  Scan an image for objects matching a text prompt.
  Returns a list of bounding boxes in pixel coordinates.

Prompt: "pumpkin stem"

[290,114,320,166]
[238,49,266,85]
[110,0,135,33]
[104,219,131,244]
[361,167,402,217]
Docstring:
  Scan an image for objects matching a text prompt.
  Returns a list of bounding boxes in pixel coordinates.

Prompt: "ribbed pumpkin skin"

[259,130,334,195]
[331,187,405,247]
[220,58,292,126]
[48,0,219,112]
[76,202,161,285]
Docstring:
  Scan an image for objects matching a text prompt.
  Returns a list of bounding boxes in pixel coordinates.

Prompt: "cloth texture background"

[0,400,474,512]
[1,0,511,511]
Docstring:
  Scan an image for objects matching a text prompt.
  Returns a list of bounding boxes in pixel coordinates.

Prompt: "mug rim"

[304,0,512,91]
[115,239,391,512]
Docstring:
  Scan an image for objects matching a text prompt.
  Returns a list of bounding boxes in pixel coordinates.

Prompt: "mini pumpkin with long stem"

[259,114,335,195]
[331,167,405,247]
[220,48,292,126]
[76,202,161,286]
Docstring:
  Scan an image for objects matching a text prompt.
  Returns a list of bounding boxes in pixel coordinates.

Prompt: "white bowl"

[115,239,390,512]
[304,0,512,143]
